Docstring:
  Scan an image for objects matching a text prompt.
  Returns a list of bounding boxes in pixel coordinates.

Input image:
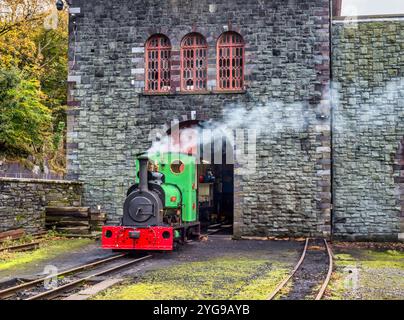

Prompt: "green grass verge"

[0,238,93,272]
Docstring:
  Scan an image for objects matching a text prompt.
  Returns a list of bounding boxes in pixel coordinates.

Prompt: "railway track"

[267,238,333,300]
[0,253,151,300]
[206,223,233,236]
[0,242,40,253]
[0,232,51,253]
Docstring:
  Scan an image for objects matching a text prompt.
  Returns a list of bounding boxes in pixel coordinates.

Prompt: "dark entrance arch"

[166,120,234,235]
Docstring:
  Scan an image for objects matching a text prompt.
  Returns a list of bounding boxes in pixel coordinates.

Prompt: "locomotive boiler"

[102,152,200,251]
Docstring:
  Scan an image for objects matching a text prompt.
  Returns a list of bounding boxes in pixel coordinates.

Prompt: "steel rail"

[268,238,334,300]
[0,253,127,299]
[206,224,232,236]
[315,239,333,300]
[0,242,40,253]
[25,255,152,300]
[207,223,222,229]
[267,238,309,300]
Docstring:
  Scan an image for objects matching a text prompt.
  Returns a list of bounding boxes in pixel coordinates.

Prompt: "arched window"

[145,34,171,93]
[217,31,244,91]
[181,33,208,91]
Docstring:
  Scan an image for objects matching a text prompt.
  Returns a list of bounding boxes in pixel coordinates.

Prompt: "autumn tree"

[0,68,52,158]
[0,0,68,173]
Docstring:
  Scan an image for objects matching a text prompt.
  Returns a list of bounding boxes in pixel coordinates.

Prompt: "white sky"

[342,0,404,16]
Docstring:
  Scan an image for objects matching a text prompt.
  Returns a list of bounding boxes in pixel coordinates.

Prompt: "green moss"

[333,253,356,265]
[0,238,93,272]
[94,256,290,300]
[273,278,293,300]
[15,214,26,223]
[333,250,404,269]
[235,264,289,300]
[326,272,348,300]
[360,250,404,261]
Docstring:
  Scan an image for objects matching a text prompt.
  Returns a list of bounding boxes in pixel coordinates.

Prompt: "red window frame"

[145,34,171,93]
[216,31,245,91]
[181,33,208,92]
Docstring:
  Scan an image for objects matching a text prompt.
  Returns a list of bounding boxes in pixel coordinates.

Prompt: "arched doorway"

[166,120,234,235]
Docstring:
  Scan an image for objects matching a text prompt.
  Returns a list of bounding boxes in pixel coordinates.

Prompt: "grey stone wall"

[67,0,331,237]
[0,178,83,233]
[332,21,404,240]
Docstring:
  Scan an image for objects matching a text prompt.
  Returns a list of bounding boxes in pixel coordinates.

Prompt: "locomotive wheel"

[186,227,193,240]
[173,241,180,251]
[186,224,201,241]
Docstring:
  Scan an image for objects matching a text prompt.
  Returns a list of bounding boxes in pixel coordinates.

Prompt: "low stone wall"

[0,178,83,233]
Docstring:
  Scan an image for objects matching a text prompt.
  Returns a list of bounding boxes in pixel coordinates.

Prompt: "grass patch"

[93,256,290,300]
[272,278,293,300]
[326,272,347,300]
[358,250,404,268]
[0,237,93,272]
[235,263,289,299]
[333,250,404,269]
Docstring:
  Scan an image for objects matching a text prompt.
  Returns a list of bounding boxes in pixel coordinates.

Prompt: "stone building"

[65,0,403,240]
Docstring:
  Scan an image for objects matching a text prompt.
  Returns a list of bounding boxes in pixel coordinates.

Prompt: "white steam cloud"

[146,100,310,172]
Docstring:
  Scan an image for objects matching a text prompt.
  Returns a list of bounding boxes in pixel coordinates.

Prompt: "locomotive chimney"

[138,155,149,192]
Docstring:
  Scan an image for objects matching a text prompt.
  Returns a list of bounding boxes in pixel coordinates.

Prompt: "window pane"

[146,35,171,92]
[217,32,244,90]
[181,33,207,91]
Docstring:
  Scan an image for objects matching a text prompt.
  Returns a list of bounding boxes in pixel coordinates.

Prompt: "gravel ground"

[2,236,402,300]
[0,235,303,288]
[112,235,303,278]
[325,242,404,300]
[93,235,305,300]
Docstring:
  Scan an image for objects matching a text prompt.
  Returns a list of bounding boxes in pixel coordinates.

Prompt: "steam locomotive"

[101,152,201,251]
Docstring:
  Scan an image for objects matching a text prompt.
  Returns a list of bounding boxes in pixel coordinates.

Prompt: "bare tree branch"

[0,0,51,37]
